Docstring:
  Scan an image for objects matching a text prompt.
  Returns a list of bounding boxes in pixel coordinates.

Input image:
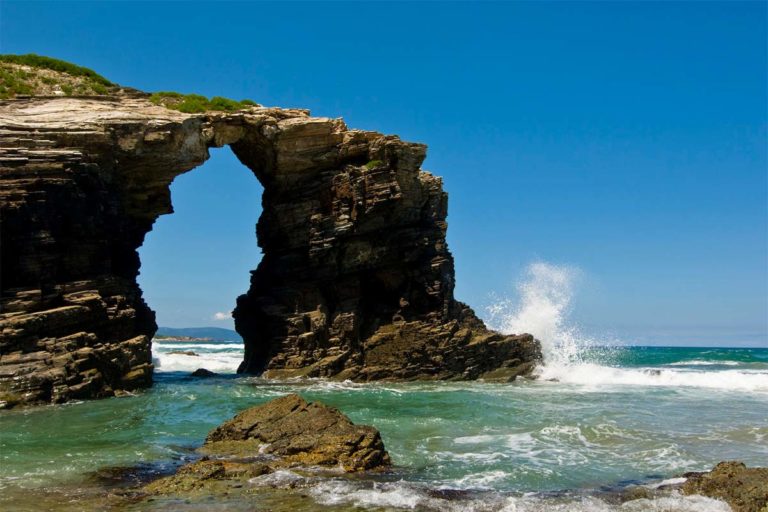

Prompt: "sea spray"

[486,261,591,366]
[486,262,768,392]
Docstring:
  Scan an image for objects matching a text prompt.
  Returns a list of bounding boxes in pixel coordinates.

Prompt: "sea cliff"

[0,59,540,407]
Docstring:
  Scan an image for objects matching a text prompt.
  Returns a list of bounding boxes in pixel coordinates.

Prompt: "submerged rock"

[168,350,199,356]
[144,394,390,495]
[682,461,768,512]
[190,368,217,378]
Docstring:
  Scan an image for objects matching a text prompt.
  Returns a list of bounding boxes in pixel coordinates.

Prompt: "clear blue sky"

[2,1,765,346]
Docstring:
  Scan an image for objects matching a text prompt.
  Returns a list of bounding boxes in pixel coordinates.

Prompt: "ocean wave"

[153,342,242,351]
[152,350,242,373]
[666,360,741,367]
[535,362,768,392]
[444,470,510,489]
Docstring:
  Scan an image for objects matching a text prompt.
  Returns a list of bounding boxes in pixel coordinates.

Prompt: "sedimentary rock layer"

[0,92,540,407]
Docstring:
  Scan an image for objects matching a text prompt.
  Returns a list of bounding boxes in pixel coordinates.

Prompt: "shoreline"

[0,454,756,512]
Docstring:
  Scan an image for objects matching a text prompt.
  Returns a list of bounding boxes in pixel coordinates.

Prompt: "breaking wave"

[152,339,243,373]
[305,479,732,512]
[487,262,768,393]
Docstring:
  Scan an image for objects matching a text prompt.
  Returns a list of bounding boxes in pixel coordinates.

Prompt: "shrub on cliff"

[149,91,259,113]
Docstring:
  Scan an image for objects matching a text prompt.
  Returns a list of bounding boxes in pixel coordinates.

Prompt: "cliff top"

[0,53,259,112]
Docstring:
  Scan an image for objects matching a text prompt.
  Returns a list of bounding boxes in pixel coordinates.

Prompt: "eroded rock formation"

[145,394,390,495]
[0,91,540,407]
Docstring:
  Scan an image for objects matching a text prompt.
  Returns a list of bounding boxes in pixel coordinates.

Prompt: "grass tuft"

[149,92,259,113]
[364,160,384,170]
[0,54,112,85]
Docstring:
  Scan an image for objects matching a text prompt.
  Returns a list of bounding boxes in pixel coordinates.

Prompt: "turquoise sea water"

[1,340,767,511]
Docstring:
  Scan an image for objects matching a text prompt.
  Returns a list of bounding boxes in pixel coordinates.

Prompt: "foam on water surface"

[152,339,243,373]
[488,262,768,393]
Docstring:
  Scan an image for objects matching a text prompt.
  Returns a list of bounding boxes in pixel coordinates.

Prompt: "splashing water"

[486,262,591,367]
[485,262,768,392]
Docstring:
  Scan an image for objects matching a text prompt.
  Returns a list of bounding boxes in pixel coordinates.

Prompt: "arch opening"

[138,147,263,374]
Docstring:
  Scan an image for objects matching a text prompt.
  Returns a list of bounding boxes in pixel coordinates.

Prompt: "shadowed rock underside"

[0,92,540,407]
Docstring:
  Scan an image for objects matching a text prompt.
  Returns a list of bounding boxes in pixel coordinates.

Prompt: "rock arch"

[0,94,539,407]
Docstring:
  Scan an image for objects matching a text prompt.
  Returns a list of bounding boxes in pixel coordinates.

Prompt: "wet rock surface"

[682,461,768,512]
[144,394,390,495]
[190,368,217,378]
[205,393,390,471]
[1,91,540,407]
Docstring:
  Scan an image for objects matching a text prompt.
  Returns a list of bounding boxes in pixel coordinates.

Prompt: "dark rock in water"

[682,461,768,512]
[87,461,184,489]
[144,394,390,495]
[190,368,217,378]
[168,350,199,357]
[0,75,541,407]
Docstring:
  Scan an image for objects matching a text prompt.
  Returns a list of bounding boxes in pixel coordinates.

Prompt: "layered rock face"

[0,96,209,406]
[0,93,540,406]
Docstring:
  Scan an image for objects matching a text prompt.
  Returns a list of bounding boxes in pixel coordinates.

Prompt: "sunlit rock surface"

[0,92,540,407]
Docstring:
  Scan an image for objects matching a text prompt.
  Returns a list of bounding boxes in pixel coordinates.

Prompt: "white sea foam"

[248,469,306,488]
[644,477,687,488]
[310,480,511,511]
[488,262,768,393]
[446,470,510,489]
[667,360,740,366]
[153,342,241,351]
[307,479,732,512]
[502,494,730,512]
[618,493,731,512]
[536,363,768,392]
[152,344,243,373]
[487,262,586,366]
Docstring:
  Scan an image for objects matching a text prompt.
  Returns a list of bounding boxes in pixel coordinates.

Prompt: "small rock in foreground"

[204,393,390,472]
[144,394,390,496]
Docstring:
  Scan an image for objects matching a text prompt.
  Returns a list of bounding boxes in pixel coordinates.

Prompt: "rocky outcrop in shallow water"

[205,393,390,471]
[0,87,540,406]
[145,394,389,495]
[682,461,768,512]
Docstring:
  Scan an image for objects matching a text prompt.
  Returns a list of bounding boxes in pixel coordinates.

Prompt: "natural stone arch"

[0,94,540,408]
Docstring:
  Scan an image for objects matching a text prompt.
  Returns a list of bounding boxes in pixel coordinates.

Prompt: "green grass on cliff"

[365,160,384,169]
[0,53,114,98]
[0,54,113,85]
[0,54,260,112]
[148,91,259,113]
